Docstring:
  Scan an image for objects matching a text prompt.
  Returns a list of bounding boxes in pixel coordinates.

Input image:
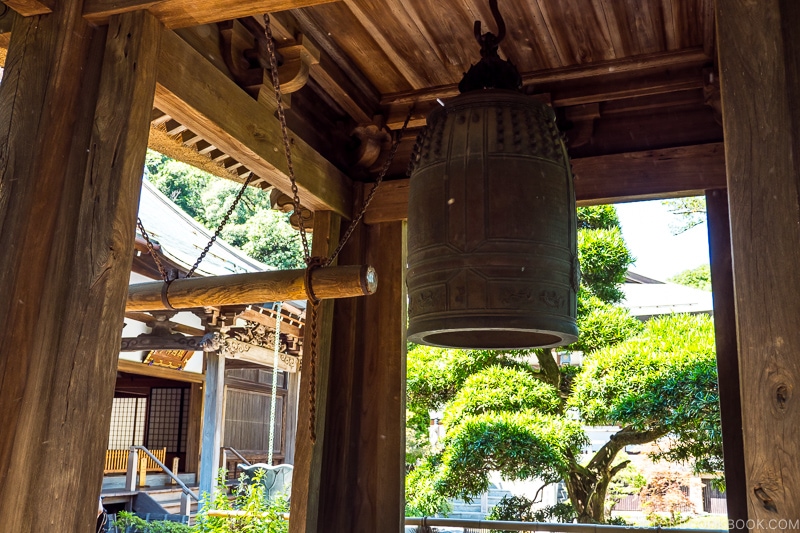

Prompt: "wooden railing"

[104,447,166,474]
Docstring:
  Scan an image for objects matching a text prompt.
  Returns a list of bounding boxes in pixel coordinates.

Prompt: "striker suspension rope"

[267,301,283,466]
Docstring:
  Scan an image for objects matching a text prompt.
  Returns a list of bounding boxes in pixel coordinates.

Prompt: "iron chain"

[186,174,254,278]
[137,217,170,282]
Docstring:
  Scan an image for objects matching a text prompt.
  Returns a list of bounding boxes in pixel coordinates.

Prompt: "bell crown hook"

[473,0,507,57]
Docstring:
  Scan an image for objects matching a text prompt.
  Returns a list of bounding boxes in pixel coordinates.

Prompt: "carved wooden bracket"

[219,18,320,101]
[275,35,320,94]
[351,117,392,168]
[270,189,314,232]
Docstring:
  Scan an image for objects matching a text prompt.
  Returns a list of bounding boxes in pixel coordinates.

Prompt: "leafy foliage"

[487,495,576,528]
[194,471,289,533]
[437,412,588,498]
[669,265,712,291]
[577,205,620,231]
[111,511,191,533]
[577,228,633,303]
[606,461,646,513]
[570,314,721,473]
[662,197,706,235]
[640,471,693,527]
[144,150,305,269]
[442,366,562,427]
[405,205,721,522]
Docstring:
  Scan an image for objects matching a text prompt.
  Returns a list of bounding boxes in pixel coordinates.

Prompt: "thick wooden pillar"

[199,350,225,498]
[317,220,407,532]
[705,189,748,529]
[290,210,342,533]
[717,0,800,524]
[0,4,161,532]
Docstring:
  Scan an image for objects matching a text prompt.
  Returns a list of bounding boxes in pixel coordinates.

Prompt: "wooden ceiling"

[299,0,714,95]
[0,0,724,218]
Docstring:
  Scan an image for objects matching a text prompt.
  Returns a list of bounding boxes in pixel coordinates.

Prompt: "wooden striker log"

[126,265,377,311]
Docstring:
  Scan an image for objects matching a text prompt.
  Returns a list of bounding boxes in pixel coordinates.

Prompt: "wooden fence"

[104,448,166,474]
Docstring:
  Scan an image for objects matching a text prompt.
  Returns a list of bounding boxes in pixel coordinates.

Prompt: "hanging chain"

[262,14,417,444]
[263,14,312,264]
[137,217,170,282]
[185,175,253,278]
[267,301,283,465]
[324,108,415,267]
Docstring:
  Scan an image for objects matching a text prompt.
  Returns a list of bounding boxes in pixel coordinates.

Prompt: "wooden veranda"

[0,0,796,531]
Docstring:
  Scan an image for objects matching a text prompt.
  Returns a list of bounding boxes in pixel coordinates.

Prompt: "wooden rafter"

[82,0,339,28]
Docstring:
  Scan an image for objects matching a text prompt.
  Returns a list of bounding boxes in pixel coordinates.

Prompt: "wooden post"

[705,189,748,529]
[316,220,407,532]
[199,349,225,500]
[126,448,139,492]
[717,0,800,524]
[185,382,203,474]
[0,5,161,532]
[139,456,149,488]
[289,210,342,533]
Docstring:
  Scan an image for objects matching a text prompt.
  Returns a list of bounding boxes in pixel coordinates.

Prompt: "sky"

[614,198,710,282]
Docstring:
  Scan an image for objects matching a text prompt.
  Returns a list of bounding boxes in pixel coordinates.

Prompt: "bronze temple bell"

[406,1,579,349]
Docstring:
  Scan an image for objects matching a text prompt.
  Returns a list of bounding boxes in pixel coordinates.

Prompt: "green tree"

[662,196,706,235]
[669,264,712,291]
[406,206,721,523]
[144,150,305,269]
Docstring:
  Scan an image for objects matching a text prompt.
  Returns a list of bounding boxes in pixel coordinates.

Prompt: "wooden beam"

[363,143,727,224]
[155,28,353,217]
[118,358,205,383]
[238,307,303,339]
[290,211,341,533]
[1,0,52,16]
[83,0,338,28]
[381,47,710,107]
[572,142,726,204]
[717,0,800,523]
[0,7,161,531]
[705,189,748,530]
[126,265,377,312]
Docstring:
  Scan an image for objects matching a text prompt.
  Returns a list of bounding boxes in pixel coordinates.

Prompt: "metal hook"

[473,0,507,47]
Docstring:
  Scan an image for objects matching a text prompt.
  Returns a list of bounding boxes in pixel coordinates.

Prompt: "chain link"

[137,217,170,282]
[262,14,419,445]
[186,175,253,278]
[325,108,415,267]
[263,14,312,265]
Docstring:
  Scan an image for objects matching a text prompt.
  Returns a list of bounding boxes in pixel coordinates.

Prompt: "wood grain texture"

[83,0,338,28]
[1,0,52,16]
[155,28,353,217]
[717,0,800,523]
[186,382,203,473]
[317,217,407,532]
[289,210,341,533]
[0,7,160,532]
[705,189,748,529]
[364,143,727,224]
[126,265,375,311]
